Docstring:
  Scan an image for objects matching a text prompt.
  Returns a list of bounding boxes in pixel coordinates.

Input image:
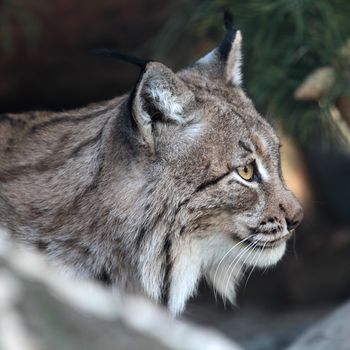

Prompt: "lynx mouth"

[246,230,294,248]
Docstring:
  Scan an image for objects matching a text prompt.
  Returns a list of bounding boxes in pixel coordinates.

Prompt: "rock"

[286,300,350,350]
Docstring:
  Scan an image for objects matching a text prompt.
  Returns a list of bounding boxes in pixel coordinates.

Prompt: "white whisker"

[212,235,253,299]
[235,240,259,284]
[242,244,261,285]
[223,240,255,303]
[244,242,267,288]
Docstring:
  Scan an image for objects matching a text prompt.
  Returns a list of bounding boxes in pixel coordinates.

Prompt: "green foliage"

[155,0,350,149]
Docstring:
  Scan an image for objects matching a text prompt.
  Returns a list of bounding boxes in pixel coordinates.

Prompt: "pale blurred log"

[293,67,335,101]
[286,300,350,350]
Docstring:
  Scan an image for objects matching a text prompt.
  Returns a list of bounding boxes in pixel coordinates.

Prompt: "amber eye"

[237,163,254,181]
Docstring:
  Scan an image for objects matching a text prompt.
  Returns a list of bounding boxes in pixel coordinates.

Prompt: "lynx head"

[128,12,303,315]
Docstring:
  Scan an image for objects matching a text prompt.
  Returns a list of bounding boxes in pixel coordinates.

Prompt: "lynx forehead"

[0,12,303,315]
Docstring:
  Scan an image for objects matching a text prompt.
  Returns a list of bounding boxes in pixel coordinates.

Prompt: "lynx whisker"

[244,242,267,288]
[238,241,259,284]
[223,240,257,304]
[292,230,298,259]
[221,244,251,306]
[213,235,253,300]
[235,240,260,286]
[232,241,259,297]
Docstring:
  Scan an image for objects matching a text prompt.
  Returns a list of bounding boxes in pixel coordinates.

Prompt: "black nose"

[286,208,304,231]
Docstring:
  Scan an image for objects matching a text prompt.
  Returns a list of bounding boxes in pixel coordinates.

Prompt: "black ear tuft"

[223,10,235,30]
[218,10,237,61]
[92,48,151,69]
[191,9,243,85]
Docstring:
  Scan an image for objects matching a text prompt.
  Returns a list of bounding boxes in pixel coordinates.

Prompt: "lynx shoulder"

[0,13,302,315]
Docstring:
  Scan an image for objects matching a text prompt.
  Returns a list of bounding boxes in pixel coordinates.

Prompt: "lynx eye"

[237,163,254,181]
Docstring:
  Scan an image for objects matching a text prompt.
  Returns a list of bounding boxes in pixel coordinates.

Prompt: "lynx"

[0,13,303,315]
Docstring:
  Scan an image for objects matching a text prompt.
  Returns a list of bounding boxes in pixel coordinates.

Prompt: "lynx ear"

[195,11,243,86]
[132,62,194,151]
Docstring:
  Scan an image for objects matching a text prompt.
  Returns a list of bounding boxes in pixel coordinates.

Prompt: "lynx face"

[0,14,302,315]
[161,78,304,313]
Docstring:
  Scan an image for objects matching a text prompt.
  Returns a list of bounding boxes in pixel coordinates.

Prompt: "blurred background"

[0,1,350,349]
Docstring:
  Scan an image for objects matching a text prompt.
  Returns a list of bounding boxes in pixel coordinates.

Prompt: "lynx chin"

[0,12,303,315]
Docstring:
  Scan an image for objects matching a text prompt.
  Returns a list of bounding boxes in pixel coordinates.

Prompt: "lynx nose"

[286,208,303,231]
